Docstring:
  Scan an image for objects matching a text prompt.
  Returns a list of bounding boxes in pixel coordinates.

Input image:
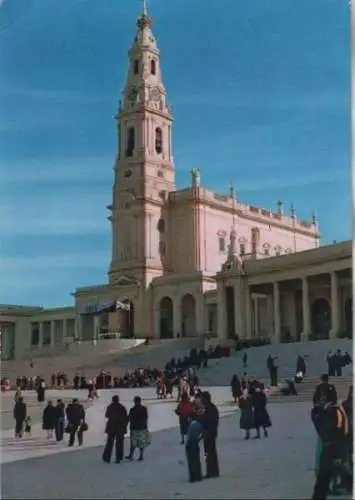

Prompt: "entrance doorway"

[120,301,134,338]
[160,297,174,338]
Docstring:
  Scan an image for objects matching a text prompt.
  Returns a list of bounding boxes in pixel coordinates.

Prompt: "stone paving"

[1,388,318,499]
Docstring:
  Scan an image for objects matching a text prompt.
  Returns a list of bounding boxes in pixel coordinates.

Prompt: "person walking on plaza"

[251,386,271,439]
[126,396,150,462]
[42,400,56,439]
[230,374,242,405]
[175,392,193,445]
[102,395,128,464]
[66,398,86,447]
[54,399,65,442]
[201,391,219,479]
[185,410,203,483]
[311,391,349,499]
[13,396,27,438]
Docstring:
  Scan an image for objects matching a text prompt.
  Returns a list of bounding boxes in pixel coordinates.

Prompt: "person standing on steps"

[242,352,248,369]
[126,396,150,462]
[102,395,128,464]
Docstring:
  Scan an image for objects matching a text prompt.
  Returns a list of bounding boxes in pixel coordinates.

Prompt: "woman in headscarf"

[239,388,254,440]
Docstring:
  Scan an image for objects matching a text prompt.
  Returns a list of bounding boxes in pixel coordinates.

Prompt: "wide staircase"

[199,338,353,403]
[1,338,205,386]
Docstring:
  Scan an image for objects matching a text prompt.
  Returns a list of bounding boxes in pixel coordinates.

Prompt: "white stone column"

[50,321,55,348]
[93,315,100,344]
[63,319,68,340]
[254,297,259,337]
[217,285,227,340]
[245,287,252,339]
[195,295,205,336]
[273,282,281,343]
[330,271,339,338]
[173,301,181,338]
[39,322,44,348]
[301,277,311,341]
[76,315,83,341]
[266,295,274,336]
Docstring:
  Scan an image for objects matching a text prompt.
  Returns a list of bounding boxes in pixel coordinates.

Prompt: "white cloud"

[0,186,111,235]
[212,170,348,194]
[0,252,108,271]
[0,157,114,184]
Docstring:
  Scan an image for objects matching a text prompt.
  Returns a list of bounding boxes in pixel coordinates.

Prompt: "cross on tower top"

[142,0,148,15]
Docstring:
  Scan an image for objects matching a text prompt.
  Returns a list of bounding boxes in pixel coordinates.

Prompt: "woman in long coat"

[251,387,272,438]
[239,389,254,440]
[185,411,203,482]
[42,400,56,439]
[231,375,242,404]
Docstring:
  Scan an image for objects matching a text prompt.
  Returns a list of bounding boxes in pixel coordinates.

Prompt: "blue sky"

[0,0,351,307]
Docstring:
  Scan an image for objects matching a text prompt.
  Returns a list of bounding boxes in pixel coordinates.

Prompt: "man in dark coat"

[66,398,86,447]
[102,395,128,464]
[311,393,350,499]
[54,399,65,442]
[313,374,337,409]
[201,391,219,478]
[13,396,27,438]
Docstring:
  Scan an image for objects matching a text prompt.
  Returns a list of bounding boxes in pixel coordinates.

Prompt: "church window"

[126,127,135,157]
[240,243,246,255]
[157,169,164,178]
[218,237,225,252]
[124,202,130,209]
[157,218,165,233]
[124,170,132,178]
[151,59,156,75]
[155,127,163,154]
[133,60,139,74]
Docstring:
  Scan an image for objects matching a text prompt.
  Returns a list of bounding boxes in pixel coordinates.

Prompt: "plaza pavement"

[1,388,317,499]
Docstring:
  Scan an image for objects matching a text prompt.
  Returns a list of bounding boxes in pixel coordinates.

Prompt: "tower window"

[133,60,139,74]
[218,237,225,252]
[151,59,156,75]
[155,127,162,154]
[126,127,135,157]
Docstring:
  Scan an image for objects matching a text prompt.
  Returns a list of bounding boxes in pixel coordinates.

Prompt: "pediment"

[115,275,138,286]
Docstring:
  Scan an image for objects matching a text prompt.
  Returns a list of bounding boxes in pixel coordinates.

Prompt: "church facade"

[1,6,351,361]
[74,6,319,341]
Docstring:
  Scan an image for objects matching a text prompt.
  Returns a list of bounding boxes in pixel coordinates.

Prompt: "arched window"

[155,127,162,154]
[126,127,135,157]
[133,60,139,74]
[151,59,156,75]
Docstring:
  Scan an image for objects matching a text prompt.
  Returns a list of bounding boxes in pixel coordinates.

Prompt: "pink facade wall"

[196,204,318,275]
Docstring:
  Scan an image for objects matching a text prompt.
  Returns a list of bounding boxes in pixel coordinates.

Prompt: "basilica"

[0,5,352,360]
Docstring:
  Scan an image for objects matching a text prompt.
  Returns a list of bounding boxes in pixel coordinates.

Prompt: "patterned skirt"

[131,430,151,449]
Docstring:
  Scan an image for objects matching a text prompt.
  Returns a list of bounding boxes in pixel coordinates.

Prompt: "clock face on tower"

[149,86,161,102]
[127,86,138,103]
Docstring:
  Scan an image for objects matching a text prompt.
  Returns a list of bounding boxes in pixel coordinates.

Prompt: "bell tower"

[108,1,175,286]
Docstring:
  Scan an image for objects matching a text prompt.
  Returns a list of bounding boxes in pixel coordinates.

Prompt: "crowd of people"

[2,344,229,392]
[6,340,354,496]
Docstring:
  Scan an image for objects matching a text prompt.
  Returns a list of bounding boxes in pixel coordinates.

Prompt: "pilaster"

[330,271,339,338]
[273,282,281,343]
[39,322,43,348]
[301,277,311,341]
[217,284,227,340]
[173,301,181,338]
[50,321,55,348]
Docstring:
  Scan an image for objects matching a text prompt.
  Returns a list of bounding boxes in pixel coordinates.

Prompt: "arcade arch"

[181,294,196,337]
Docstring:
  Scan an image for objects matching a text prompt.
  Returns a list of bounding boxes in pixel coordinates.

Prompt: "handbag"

[80,421,88,432]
